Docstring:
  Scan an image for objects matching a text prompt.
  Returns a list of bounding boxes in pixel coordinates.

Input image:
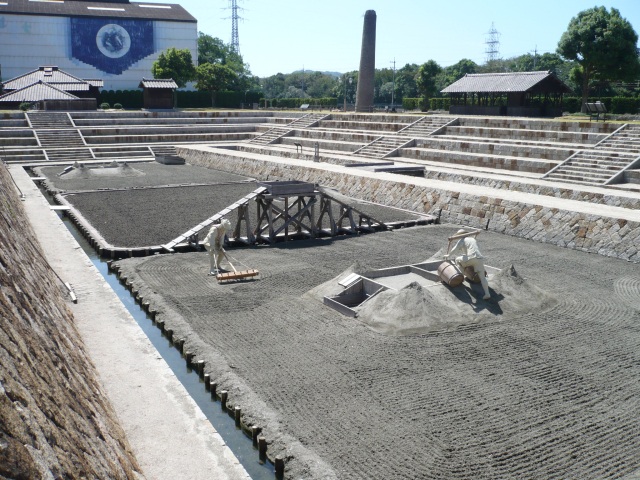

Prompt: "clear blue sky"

[156,0,640,77]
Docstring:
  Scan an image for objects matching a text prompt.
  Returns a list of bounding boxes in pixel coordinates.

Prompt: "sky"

[153,0,640,77]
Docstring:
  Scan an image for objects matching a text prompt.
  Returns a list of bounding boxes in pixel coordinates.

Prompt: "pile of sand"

[61,162,144,179]
[327,264,557,335]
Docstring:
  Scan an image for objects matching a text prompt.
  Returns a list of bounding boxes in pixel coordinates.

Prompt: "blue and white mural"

[70,18,154,75]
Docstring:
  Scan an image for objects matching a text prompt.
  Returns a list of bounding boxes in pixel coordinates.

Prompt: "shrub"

[100,102,110,110]
[402,98,420,110]
[114,103,123,110]
[19,102,31,111]
[611,96,639,114]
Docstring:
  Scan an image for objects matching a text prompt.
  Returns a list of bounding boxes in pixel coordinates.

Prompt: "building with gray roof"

[0,0,197,90]
[441,71,571,117]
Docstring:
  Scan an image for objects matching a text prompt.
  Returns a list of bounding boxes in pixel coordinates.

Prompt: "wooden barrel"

[438,262,464,287]
[464,266,481,283]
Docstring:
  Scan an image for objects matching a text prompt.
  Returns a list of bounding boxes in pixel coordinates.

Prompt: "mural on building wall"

[70,18,154,75]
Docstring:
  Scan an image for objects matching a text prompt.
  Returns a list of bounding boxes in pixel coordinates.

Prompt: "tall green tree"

[195,63,238,107]
[151,48,195,88]
[437,58,478,91]
[197,32,259,94]
[395,63,419,100]
[557,6,640,110]
[415,60,443,100]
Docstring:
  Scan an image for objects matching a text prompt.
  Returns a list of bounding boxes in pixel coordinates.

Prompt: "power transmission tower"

[485,22,500,64]
[224,0,244,53]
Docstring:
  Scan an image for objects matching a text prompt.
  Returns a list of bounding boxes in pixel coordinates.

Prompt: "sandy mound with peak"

[61,162,144,179]
[348,264,557,335]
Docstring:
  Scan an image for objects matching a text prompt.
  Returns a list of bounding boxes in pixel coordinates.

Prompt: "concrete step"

[623,170,640,184]
[84,132,253,145]
[561,165,620,176]
[411,136,574,161]
[1,149,47,163]
[444,125,606,144]
[92,146,154,159]
[401,147,556,174]
[280,136,361,153]
[44,148,94,161]
[72,117,268,127]
[28,112,73,128]
[546,174,603,186]
[0,137,39,146]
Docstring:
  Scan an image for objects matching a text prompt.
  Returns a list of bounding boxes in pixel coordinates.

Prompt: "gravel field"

[62,184,260,247]
[116,225,640,479]
[36,162,255,192]
[60,184,425,249]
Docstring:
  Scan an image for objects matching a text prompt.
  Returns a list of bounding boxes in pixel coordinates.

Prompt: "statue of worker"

[445,229,491,300]
[204,218,232,275]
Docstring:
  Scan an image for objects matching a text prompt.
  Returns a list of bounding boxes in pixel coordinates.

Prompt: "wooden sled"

[216,268,260,283]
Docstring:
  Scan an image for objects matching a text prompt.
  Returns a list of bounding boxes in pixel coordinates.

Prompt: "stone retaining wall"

[180,147,639,263]
[0,165,141,478]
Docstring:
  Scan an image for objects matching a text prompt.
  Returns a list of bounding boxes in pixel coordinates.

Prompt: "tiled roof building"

[441,71,571,117]
[0,0,197,90]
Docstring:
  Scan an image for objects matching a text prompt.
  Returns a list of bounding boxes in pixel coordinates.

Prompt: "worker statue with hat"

[204,218,232,275]
[445,229,491,300]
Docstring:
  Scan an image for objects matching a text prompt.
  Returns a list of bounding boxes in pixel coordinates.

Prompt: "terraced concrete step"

[28,112,73,128]
[445,125,606,144]
[545,174,603,185]
[0,149,47,163]
[400,147,556,174]
[35,129,85,148]
[44,148,94,161]
[72,117,268,127]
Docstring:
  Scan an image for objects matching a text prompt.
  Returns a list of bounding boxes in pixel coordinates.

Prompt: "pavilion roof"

[441,71,571,94]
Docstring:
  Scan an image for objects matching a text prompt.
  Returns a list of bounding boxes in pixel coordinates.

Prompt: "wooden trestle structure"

[162,181,389,252]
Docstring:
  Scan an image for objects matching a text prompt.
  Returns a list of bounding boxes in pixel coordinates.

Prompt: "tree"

[415,60,442,100]
[151,48,195,88]
[557,6,640,110]
[437,58,478,91]
[197,32,259,94]
[395,63,419,100]
[195,63,238,107]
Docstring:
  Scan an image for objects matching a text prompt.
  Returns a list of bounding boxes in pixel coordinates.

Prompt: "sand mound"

[61,163,144,179]
[354,264,557,335]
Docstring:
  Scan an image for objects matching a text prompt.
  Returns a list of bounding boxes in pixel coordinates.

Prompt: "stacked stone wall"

[180,148,639,263]
[0,165,141,479]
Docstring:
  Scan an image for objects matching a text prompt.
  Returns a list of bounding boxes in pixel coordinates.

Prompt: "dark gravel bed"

[116,225,640,479]
[37,162,254,192]
[62,183,259,248]
[62,184,425,248]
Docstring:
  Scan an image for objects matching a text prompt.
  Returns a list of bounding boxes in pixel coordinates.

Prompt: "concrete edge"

[8,165,251,480]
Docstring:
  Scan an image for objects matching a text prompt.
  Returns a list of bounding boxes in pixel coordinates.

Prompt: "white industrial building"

[0,0,197,91]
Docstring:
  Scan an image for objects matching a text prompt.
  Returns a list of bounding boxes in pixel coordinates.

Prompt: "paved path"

[9,166,250,480]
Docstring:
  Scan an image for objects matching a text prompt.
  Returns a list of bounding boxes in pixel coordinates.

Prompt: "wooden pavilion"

[139,78,178,109]
[441,71,571,117]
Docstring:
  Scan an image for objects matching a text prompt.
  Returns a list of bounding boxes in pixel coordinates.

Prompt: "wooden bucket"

[437,262,464,287]
[464,266,480,283]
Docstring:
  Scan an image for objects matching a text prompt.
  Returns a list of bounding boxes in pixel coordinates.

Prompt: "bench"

[585,102,607,122]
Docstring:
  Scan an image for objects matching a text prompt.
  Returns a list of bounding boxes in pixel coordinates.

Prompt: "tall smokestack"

[355,10,376,113]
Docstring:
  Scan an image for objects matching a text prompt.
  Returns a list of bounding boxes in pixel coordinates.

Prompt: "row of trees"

[153,7,640,111]
[151,32,261,106]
